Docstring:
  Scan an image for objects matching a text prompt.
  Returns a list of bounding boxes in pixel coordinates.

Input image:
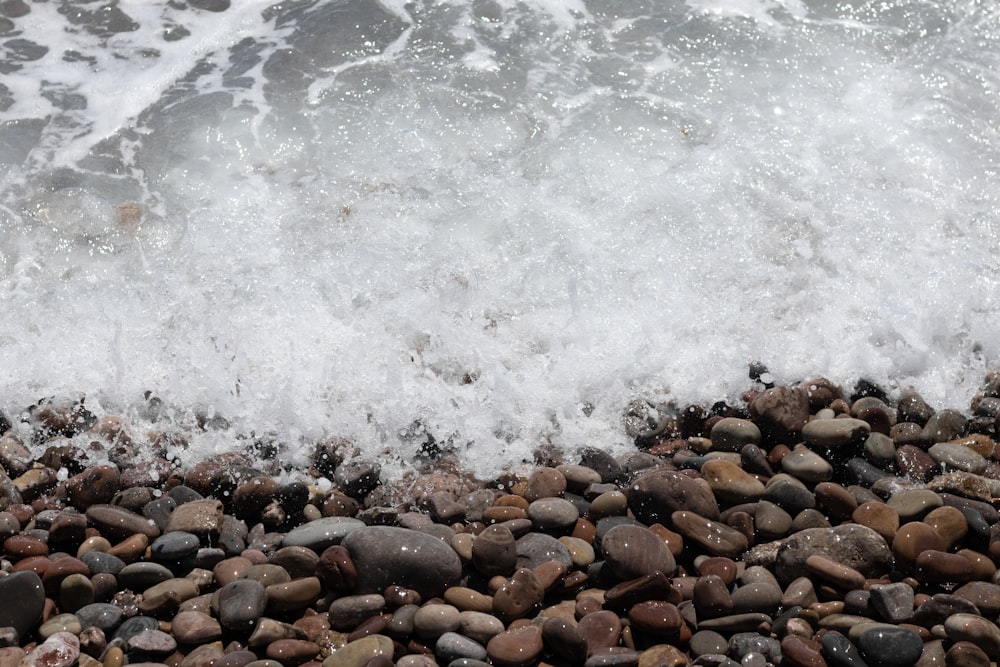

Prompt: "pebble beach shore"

[4,373,1000,667]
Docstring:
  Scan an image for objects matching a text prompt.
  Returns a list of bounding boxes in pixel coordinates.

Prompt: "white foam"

[1,0,999,476]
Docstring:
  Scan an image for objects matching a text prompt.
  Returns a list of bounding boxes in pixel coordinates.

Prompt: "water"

[1,0,999,476]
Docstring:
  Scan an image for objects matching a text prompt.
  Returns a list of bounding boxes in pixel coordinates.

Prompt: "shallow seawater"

[1,0,999,476]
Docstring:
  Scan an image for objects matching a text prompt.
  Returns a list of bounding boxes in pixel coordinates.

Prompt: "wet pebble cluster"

[5,373,1000,666]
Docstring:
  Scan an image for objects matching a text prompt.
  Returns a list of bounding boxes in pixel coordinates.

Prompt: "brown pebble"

[576,609,622,654]
[923,505,968,550]
[266,577,322,613]
[894,522,947,571]
[316,546,357,591]
[575,596,603,619]
[269,546,319,580]
[107,533,149,563]
[3,535,49,560]
[805,554,866,591]
[523,467,567,501]
[12,555,51,576]
[532,560,567,593]
[472,525,517,578]
[693,575,733,620]
[573,518,597,543]
[915,550,975,584]
[494,495,530,510]
[293,613,330,642]
[486,624,544,667]
[628,600,683,636]
[265,639,319,666]
[541,617,587,663]
[482,506,528,523]
[945,641,990,667]
[604,571,678,612]
[814,482,859,522]
[671,511,748,559]
[66,466,120,510]
[384,586,421,608]
[696,557,739,585]
[214,557,254,587]
[780,635,827,667]
[492,568,544,622]
[851,502,899,542]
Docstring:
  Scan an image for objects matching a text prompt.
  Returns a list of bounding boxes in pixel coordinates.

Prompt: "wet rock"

[165,499,225,536]
[342,526,461,599]
[928,442,987,474]
[527,497,578,531]
[19,631,79,667]
[749,386,810,444]
[856,626,924,667]
[868,582,914,624]
[523,467,567,501]
[701,459,765,504]
[487,624,544,667]
[492,568,544,622]
[217,579,267,633]
[671,511,748,559]
[85,505,160,540]
[516,531,572,570]
[0,571,44,642]
[773,524,892,587]
[944,614,1000,656]
[709,418,761,452]
[333,460,381,498]
[802,418,871,449]
[626,470,720,525]
[600,524,676,581]
[66,466,120,509]
[781,445,834,484]
[283,517,364,551]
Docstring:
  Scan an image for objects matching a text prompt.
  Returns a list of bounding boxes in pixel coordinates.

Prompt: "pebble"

[492,568,544,622]
[217,579,267,632]
[413,603,462,638]
[486,624,543,667]
[600,524,676,581]
[701,459,766,504]
[19,632,79,667]
[671,510,748,559]
[928,442,987,474]
[868,582,915,624]
[944,613,1000,657]
[0,571,45,642]
[526,497,578,531]
[857,626,924,667]
[820,631,869,667]
[780,445,834,483]
[150,531,201,561]
[436,631,488,662]
[515,531,573,569]
[801,417,871,448]
[577,609,623,653]
[85,505,161,540]
[282,517,365,551]
[342,526,461,599]
[626,470,721,525]
[322,634,393,667]
[709,418,762,452]
[523,467,567,501]
[946,641,991,667]
[772,524,892,587]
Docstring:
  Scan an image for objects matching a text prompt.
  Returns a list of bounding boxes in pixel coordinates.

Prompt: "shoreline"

[2,373,1000,666]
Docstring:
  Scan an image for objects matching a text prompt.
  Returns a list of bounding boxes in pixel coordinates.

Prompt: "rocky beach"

[4,372,1000,667]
